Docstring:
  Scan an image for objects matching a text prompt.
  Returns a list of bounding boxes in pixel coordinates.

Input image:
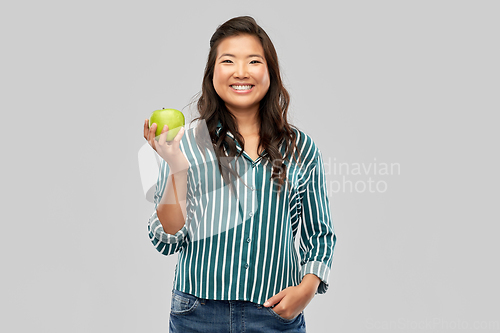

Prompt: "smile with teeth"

[231,85,254,91]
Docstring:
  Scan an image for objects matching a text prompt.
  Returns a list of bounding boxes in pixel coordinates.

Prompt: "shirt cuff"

[300,260,331,295]
[148,210,188,244]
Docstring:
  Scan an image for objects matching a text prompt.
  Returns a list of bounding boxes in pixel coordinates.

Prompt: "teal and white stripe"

[148,122,336,305]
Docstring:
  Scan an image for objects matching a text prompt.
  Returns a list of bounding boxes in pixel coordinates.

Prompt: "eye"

[250,60,261,64]
[221,60,232,63]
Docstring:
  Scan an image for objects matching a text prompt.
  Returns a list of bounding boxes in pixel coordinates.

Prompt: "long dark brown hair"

[193,16,301,194]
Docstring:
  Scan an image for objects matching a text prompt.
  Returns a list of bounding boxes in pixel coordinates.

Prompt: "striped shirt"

[147,120,336,305]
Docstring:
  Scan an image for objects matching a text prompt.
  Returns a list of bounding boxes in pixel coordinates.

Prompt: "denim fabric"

[169,289,307,332]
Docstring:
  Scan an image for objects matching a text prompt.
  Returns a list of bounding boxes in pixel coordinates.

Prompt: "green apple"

[149,108,185,142]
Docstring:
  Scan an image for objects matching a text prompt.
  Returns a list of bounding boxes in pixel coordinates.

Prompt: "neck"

[226,105,260,136]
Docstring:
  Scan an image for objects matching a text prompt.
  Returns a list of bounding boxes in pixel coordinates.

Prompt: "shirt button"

[249,212,253,217]
[246,238,251,243]
[249,186,254,191]
[244,263,249,269]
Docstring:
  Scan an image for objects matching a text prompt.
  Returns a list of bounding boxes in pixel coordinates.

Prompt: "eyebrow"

[218,53,264,60]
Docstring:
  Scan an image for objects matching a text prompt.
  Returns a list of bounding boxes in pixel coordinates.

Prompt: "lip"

[229,84,255,94]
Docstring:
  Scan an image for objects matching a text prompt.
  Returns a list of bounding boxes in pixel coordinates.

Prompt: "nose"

[233,63,249,79]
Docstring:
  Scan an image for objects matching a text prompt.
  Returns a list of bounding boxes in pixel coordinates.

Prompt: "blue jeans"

[169,289,307,332]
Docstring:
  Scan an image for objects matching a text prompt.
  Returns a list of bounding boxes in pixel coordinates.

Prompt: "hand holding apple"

[143,108,189,174]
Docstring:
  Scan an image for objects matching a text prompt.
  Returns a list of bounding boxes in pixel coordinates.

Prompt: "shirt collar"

[215,120,240,152]
[214,119,271,160]
[215,120,223,137]
[216,120,240,142]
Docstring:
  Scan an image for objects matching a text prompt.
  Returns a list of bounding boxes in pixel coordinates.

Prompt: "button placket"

[241,162,256,275]
[245,159,257,219]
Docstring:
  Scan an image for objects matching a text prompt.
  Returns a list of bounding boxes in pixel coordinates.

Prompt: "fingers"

[158,124,169,144]
[173,126,185,141]
[143,119,149,140]
[148,123,157,149]
[161,126,185,151]
[143,120,185,158]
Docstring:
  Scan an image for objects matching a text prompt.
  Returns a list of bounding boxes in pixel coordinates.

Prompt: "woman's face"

[213,34,270,115]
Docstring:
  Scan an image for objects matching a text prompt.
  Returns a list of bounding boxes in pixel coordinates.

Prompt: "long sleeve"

[298,148,337,294]
[147,158,189,256]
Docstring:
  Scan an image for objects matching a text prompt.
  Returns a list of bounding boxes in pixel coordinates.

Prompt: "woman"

[143,16,336,332]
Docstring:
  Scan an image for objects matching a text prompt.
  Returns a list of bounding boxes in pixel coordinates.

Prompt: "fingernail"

[264,301,269,306]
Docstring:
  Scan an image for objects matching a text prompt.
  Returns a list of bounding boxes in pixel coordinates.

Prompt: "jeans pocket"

[171,289,200,315]
[266,307,301,323]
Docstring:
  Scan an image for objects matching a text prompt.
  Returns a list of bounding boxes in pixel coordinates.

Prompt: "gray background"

[1,0,499,332]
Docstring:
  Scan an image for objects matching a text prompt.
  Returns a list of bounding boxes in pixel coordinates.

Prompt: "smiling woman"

[144,15,336,333]
[212,34,270,114]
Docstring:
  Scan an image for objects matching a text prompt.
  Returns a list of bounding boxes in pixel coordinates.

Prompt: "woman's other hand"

[262,284,315,320]
[263,274,320,320]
